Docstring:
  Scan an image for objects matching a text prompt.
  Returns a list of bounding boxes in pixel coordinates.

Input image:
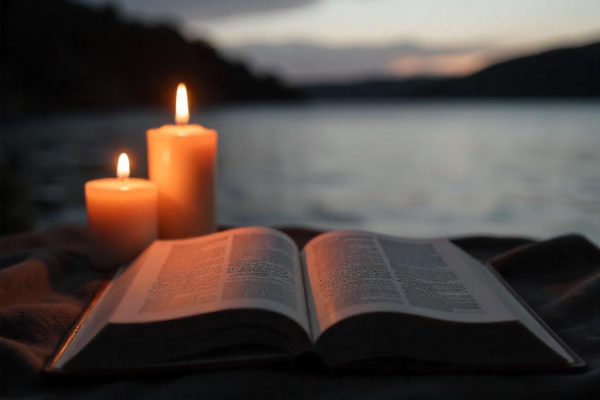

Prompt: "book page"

[303,230,516,337]
[54,250,151,369]
[110,227,310,334]
[451,245,574,363]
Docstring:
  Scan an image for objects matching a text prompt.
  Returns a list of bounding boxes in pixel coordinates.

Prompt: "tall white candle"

[147,84,217,239]
[85,153,158,269]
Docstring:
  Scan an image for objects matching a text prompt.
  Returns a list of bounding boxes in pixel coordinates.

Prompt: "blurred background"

[1,0,599,243]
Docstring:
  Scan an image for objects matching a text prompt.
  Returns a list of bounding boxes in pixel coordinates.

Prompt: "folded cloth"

[0,226,599,399]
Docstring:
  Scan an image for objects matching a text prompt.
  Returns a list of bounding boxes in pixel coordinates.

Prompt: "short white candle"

[147,84,217,239]
[85,153,158,269]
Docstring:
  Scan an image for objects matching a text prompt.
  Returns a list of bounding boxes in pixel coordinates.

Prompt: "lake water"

[3,101,600,244]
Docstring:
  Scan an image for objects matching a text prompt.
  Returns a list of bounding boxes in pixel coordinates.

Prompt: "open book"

[46,227,584,375]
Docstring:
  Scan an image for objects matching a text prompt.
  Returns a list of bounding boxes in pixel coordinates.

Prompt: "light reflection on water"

[4,101,600,244]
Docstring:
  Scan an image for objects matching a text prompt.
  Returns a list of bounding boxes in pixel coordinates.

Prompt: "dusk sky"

[74,0,600,83]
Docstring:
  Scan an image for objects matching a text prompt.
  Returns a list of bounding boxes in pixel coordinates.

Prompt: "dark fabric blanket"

[1,226,599,399]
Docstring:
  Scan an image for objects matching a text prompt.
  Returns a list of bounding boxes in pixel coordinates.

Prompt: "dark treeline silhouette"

[426,42,600,97]
[1,0,301,119]
[2,0,598,119]
[303,42,600,99]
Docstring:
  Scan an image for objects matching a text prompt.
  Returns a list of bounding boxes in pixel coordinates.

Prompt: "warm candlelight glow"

[147,83,218,238]
[175,83,189,125]
[117,153,130,180]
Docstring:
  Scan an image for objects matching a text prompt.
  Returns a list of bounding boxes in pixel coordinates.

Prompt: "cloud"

[387,53,490,77]
[71,0,318,21]
[70,0,522,83]
[222,42,499,84]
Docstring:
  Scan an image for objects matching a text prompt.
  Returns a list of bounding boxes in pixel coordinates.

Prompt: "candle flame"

[175,83,189,125]
[117,153,130,180]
